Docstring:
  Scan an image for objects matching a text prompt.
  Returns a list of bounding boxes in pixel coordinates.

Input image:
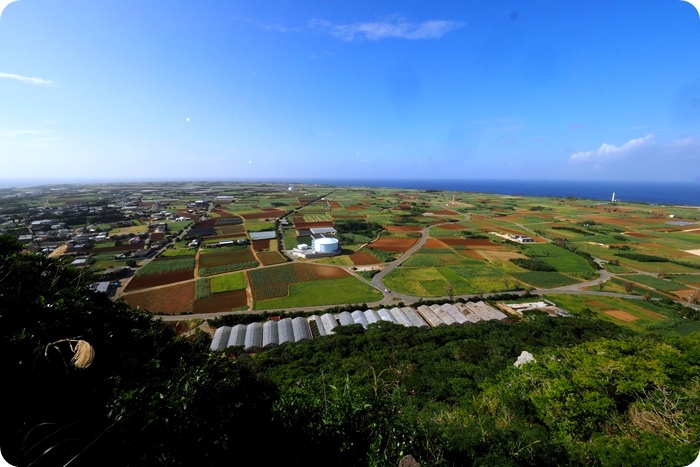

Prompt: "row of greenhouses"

[210,301,509,353]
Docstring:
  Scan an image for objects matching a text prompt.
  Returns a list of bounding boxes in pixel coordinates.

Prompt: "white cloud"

[567,134,700,180]
[0,0,20,20]
[569,134,655,163]
[0,72,54,86]
[310,17,464,41]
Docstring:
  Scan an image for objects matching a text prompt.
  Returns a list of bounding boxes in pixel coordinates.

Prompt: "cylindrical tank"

[313,237,339,253]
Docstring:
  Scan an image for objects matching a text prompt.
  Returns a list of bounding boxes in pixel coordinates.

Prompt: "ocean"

[300,179,700,207]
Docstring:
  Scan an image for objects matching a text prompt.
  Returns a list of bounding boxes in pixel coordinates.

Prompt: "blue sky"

[1,0,700,185]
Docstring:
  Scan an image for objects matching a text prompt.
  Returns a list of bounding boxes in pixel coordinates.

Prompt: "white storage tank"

[312,237,339,253]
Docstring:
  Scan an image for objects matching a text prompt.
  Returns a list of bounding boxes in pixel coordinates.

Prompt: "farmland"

[18,180,697,319]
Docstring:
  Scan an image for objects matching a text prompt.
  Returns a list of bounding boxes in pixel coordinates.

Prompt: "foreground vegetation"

[2,234,699,466]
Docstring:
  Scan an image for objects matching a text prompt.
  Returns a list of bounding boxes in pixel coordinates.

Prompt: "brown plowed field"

[122,282,194,314]
[294,263,348,280]
[438,223,468,230]
[216,225,246,235]
[193,290,247,313]
[350,251,379,265]
[252,239,271,251]
[346,205,366,210]
[368,237,417,253]
[124,270,194,291]
[257,251,287,266]
[424,238,449,248]
[460,249,483,259]
[211,208,236,217]
[328,201,343,208]
[240,210,286,219]
[149,233,165,242]
[385,225,423,232]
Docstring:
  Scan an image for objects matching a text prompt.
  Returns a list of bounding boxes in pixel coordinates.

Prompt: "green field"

[136,257,195,276]
[210,272,247,293]
[253,276,382,309]
[618,274,685,291]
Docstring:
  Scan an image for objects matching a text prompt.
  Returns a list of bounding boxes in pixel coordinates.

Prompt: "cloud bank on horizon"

[1,1,699,184]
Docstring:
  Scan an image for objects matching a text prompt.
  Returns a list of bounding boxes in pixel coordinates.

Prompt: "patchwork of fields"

[110,183,699,322]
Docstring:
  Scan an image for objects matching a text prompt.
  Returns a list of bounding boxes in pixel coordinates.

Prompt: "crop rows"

[248,264,299,300]
[136,257,195,276]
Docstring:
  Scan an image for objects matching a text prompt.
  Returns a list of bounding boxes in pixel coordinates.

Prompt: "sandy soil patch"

[604,310,638,322]
[474,250,525,261]
[674,288,700,300]
[684,249,700,257]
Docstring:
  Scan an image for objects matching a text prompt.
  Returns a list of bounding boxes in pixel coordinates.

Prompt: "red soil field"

[124,270,194,291]
[252,239,271,251]
[350,251,379,265]
[368,237,417,253]
[438,223,468,230]
[211,208,236,218]
[460,250,482,259]
[328,201,343,208]
[385,225,423,232]
[240,209,286,220]
[149,232,165,242]
[122,282,194,314]
[257,251,287,266]
[346,205,366,210]
[193,289,247,313]
[424,238,449,248]
[292,263,349,280]
[196,219,218,228]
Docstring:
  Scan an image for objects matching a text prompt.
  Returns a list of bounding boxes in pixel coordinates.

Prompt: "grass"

[521,243,597,274]
[618,274,685,291]
[510,272,579,288]
[210,272,247,292]
[253,276,382,309]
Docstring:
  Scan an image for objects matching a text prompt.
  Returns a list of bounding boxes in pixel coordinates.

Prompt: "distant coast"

[296,179,700,207]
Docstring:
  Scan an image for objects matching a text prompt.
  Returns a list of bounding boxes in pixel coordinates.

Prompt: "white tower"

[611,192,616,202]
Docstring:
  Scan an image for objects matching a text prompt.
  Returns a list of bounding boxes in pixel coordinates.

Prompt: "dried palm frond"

[70,339,95,369]
[44,338,95,369]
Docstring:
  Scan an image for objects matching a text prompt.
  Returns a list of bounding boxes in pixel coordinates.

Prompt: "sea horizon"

[1,178,698,207]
